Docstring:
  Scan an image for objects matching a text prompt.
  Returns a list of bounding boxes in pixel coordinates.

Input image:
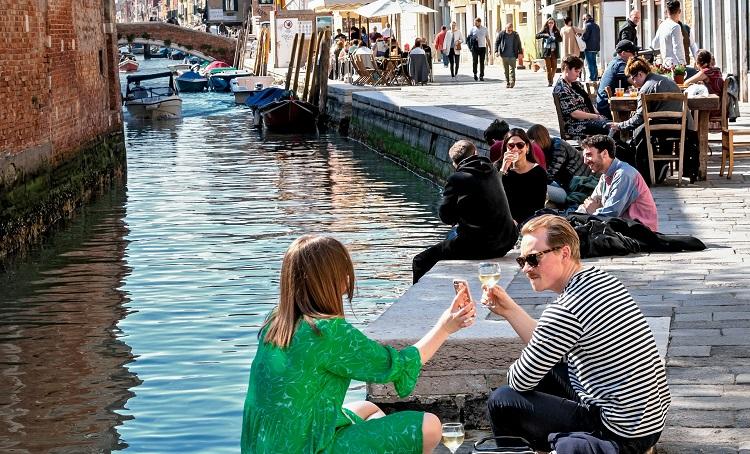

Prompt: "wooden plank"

[285,33,299,90]
[318,30,332,115]
[292,33,305,94]
[302,31,318,101]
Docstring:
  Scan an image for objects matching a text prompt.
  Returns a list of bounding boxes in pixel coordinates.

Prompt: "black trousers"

[487,363,661,453]
[448,48,459,76]
[412,234,515,284]
[472,47,487,78]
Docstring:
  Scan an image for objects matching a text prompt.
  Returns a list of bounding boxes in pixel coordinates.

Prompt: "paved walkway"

[373,62,750,452]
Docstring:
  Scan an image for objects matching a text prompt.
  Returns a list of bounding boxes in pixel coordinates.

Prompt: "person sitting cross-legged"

[483,214,670,453]
[412,140,518,283]
[577,135,658,231]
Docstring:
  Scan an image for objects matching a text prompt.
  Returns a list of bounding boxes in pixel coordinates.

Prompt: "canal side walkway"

[340,63,750,452]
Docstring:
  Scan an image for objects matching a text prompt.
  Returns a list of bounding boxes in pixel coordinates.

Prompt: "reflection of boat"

[260,98,318,132]
[123,71,182,120]
[176,70,208,92]
[230,76,275,104]
[208,69,253,92]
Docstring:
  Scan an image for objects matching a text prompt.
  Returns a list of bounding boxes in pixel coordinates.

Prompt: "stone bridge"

[116,22,237,64]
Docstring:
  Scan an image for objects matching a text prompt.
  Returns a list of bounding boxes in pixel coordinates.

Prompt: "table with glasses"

[609,94,720,180]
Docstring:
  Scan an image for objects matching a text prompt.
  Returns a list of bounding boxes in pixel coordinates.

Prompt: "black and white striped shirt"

[507,266,671,438]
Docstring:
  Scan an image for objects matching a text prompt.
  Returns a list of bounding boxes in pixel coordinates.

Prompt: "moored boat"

[176,70,208,92]
[123,71,182,120]
[119,58,139,72]
[260,98,318,133]
[208,69,253,92]
[230,76,275,104]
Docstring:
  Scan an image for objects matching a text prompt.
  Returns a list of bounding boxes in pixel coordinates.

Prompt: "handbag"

[455,40,462,51]
[576,34,586,52]
[472,436,534,454]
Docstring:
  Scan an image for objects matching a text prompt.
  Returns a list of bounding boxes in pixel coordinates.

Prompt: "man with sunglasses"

[483,214,669,453]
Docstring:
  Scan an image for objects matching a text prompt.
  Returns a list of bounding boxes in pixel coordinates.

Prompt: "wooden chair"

[352,55,376,85]
[552,92,573,141]
[585,81,599,102]
[642,92,689,186]
[714,79,750,178]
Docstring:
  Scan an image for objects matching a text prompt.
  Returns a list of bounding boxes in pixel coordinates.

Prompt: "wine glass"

[478,262,501,288]
[441,422,464,454]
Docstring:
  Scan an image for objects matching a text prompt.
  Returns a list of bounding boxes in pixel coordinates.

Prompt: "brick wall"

[116,22,237,63]
[0,0,122,160]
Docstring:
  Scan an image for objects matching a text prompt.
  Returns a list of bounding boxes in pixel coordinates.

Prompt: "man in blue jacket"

[412,140,518,283]
[581,14,600,81]
[596,40,637,119]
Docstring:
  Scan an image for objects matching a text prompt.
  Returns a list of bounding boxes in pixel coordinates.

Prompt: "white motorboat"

[230,76,275,104]
[123,71,182,120]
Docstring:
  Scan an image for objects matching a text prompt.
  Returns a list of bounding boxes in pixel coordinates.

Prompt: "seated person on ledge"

[499,128,548,225]
[485,120,547,171]
[242,235,476,454]
[577,135,658,231]
[412,140,518,283]
[482,214,670,453]
[553,55,610,141]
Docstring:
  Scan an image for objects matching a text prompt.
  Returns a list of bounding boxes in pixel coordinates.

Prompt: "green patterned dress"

[241,317,425,454]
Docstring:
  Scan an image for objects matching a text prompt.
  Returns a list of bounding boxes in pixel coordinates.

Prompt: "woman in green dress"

[241,235,476,454]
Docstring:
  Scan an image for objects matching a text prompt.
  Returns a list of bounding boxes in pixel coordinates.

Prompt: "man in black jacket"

[618,10,640,47]
[412,140,518,283]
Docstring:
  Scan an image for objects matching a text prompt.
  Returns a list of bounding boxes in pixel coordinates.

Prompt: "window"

[224,0,238,11]
[519,12,527,25]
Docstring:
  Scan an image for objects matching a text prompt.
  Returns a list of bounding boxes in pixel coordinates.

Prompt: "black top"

[502,164,548,225]
[439,155,517,251]
[618,20,638,47]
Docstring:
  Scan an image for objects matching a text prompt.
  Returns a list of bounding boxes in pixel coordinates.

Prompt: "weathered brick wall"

[0,0,122,160]
[0,0,125,258]
[116,22,237,63]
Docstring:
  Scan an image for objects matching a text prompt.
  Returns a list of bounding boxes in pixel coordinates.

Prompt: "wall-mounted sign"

[276,18,299,67]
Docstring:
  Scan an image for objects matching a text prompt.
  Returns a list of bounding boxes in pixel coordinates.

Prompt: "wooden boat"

[123,71,182,120]
[119,58,139,72]
[260,98,318,133]
[230,76,275,104]
[176,70,208,92]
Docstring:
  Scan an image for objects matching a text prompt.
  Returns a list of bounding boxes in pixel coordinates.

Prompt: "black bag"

[467,33,478,52]
[472,436,534,454]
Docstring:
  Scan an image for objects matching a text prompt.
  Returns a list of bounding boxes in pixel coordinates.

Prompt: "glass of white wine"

[441,422,464,454]
[478,262,501,288]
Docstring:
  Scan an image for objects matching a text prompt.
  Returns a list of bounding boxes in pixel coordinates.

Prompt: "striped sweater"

[507,267,671,438]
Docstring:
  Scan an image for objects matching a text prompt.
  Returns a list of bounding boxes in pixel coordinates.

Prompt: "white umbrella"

[354,0,436,18]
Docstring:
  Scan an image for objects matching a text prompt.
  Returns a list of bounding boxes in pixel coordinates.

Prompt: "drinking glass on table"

[441,422,465,454]
[614,87,625,97]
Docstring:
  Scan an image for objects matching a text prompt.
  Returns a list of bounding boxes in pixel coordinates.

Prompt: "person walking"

[651,0,686,65]
[618,9,640,47]
[468,18,492,81]
[241,235,477,454]
[560,17,583,61]
[536,18,562,87]
[434,25,448,68]
[495,22,523,88]
[581,14,601,81]
[443,21,464,79]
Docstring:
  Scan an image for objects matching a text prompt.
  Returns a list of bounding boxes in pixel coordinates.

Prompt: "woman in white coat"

[442,21,464,78]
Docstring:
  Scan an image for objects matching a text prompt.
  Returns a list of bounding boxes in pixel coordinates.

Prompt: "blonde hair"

[263,235,355,348]
[521,215,581,263]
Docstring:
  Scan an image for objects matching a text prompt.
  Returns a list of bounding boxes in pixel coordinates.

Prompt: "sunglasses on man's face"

[506,142,527,150]
[516,246,562,268]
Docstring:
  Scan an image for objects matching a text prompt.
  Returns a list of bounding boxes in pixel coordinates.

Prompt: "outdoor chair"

[352,55,377,85]
[552,92,579,147]
[358,54,383,85]
[407,53,429,85]
[642,92,689,186]
[711,78,750,178]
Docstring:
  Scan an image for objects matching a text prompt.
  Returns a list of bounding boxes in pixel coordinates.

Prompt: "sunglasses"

[516,246,562,268]
[506,142,527,150]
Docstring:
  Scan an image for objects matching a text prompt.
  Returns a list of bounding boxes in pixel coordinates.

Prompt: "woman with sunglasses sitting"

[552,55,609,140]
[482,214,669,454]
[499,128,548,225]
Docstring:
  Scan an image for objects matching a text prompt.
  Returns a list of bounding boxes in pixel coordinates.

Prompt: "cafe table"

[609,94,720,181]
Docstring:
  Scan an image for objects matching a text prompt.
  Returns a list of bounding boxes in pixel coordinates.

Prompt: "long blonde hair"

[262,235,355,348]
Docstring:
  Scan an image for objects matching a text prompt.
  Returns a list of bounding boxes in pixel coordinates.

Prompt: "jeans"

[472,47,487,78]
[441,51,449,67]
[502,57,516,83]
[448,48,459,76]
[547,182,567,204]
[584,50,598,81]
[487,363,662,453]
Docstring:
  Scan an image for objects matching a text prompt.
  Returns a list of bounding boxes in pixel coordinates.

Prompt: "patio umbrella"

[354,0,436,18]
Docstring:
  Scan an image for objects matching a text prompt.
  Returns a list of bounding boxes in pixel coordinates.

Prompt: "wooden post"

[308,30,325,105]
[318,30,331,114]
[285,33,299,90]
[302,31,318,101]
[292,33,305,94]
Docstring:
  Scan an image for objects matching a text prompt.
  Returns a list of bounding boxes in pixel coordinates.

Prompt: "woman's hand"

[501,150,518,174]
[439,287,476,334]
[481,284,515,317]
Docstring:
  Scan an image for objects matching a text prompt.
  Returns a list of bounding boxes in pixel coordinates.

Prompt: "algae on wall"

[0,132,126,259]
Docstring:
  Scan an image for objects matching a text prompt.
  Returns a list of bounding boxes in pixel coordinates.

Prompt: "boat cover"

[205,61,230,71]
[244,88,293,109]
[177,71,207,81]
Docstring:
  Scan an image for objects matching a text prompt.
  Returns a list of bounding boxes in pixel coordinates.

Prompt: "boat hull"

[119,60,139,72]
[125,96,182,120]
[260,99,318,133]
[176,78,208,92]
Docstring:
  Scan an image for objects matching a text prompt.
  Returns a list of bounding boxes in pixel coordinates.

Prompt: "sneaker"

[506,83,510,88]
[480,77,484,81]
[510,81,515,88]
[474,74,478,81]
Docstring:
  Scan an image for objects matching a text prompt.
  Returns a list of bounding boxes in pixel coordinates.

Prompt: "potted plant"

[673,64,686,84]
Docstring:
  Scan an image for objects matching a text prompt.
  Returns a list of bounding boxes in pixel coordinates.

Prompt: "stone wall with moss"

[0,132,126,259]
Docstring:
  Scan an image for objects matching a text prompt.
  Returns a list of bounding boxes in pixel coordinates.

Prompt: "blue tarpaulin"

[244,88,292,110]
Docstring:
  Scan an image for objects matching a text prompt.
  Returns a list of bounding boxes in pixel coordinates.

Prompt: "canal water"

[0,58,448,452]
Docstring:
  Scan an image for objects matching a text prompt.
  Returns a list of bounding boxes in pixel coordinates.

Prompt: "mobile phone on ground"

[452,279,471,308]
